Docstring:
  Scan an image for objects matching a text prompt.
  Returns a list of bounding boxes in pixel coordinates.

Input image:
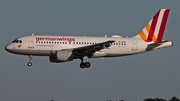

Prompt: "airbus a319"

[5,9,173,69]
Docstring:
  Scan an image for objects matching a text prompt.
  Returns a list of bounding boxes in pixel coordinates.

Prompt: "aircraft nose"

[5,44,11,52]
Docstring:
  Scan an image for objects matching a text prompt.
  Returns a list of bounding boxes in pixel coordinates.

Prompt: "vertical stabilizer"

[134,9,170,43]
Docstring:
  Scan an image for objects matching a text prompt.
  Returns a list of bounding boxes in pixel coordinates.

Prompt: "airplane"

[5,9,173,69]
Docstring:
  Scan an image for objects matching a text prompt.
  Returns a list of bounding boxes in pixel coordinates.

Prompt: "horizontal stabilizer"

[146,40,173,51]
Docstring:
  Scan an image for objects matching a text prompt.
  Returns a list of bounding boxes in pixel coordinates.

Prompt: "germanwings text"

[36,37,75,42]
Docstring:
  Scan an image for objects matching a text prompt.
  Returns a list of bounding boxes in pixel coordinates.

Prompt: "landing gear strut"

[80,57,91,69]
[27,55,33,67]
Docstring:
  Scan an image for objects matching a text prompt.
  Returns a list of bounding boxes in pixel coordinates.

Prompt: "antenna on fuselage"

[32,33,34,36]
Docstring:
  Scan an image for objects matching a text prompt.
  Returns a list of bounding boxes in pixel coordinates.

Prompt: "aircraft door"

[132,39,138,50]
[28,36,34,48]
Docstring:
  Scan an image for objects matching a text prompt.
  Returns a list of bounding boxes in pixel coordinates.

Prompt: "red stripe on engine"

[147,10,160,42]
[157,9,170,42]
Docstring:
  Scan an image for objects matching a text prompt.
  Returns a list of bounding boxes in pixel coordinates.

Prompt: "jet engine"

[49,50,75,63]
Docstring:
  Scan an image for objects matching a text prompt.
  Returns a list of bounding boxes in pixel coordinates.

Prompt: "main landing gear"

[80,57,91,69]
[27,55,33,67]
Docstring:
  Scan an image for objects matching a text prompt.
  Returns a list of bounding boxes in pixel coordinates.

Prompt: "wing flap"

[73,40,115,58]
[74,40,115,51]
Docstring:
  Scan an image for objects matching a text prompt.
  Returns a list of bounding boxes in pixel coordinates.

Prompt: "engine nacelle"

[49,50,75,63]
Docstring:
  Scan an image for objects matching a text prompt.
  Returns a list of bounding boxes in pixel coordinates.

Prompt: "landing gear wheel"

[80,62,85,69]
[27,62,32,67]
[80,57,91,69]
[27,55,33,67]
[85,62,91,68]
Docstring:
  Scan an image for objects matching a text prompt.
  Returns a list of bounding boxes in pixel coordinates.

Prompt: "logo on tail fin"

[138,9,170,43]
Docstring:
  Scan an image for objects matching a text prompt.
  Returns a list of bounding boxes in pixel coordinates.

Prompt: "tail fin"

[134,9,170,43]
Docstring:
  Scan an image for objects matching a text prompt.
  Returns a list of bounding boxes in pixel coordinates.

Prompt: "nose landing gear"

[80,57,91,69]
[27,55,33,67]
[27,62,32,66]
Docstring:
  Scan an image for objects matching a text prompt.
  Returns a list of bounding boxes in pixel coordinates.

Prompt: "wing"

[72,40,115,58]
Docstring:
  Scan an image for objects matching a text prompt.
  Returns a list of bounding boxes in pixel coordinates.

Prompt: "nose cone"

[5,44,13,52]
[5,44,10,52]
[5,44,20,54]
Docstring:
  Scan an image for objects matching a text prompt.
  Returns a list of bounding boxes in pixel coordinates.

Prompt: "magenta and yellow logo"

[17,45,22,48]
[138,9,170,43]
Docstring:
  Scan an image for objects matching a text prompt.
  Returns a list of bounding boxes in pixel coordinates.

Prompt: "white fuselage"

[5,35,173,68]
[6,35,153,57]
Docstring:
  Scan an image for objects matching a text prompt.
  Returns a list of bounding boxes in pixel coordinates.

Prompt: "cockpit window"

[12,39,22,43]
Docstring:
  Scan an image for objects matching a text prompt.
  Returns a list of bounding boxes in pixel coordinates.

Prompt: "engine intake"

[49,50,75,63]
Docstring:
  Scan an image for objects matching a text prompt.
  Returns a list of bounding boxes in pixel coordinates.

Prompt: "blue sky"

[0,0,180,101]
